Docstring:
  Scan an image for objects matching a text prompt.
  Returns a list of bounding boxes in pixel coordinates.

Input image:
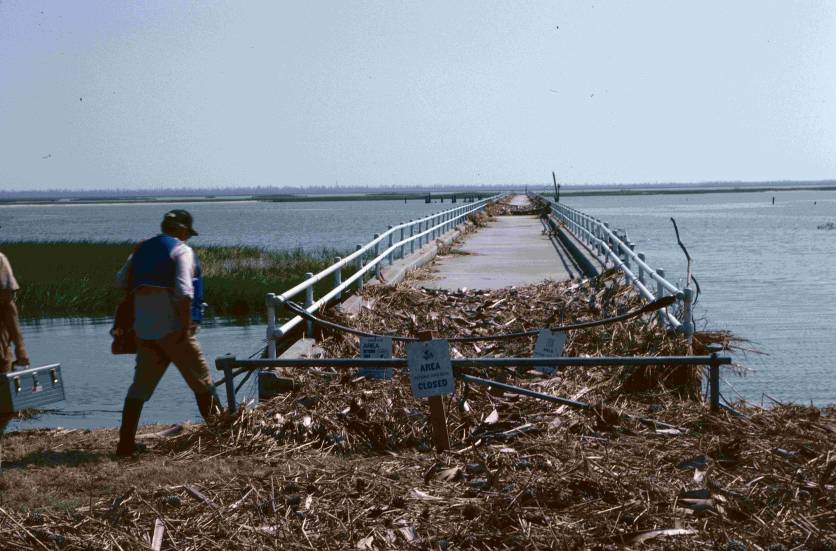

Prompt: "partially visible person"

[0,249,29,433]
[115,209,220,457]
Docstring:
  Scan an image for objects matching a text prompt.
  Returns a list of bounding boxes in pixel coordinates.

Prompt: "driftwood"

[0,276,832,549]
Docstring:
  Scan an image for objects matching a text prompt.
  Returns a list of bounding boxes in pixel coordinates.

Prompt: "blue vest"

[132,235,205,323]
[191,257,205,323]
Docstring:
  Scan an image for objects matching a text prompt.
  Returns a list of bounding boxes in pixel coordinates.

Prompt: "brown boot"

[116,398,144,457]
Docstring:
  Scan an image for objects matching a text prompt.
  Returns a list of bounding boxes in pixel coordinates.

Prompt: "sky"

[1,1,835,191]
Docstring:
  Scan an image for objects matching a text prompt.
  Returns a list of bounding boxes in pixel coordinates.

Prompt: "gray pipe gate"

[214,192,731,432]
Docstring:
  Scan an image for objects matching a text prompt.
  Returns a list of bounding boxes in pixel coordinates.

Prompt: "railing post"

[355,244,364,290]
[400,225,405,258]
[334,257,342,300]
[637,253,646,285]
[216,354,237,412]
[682,287,695,338]
[709,352,720,412]
[374,233,381,279]
[410,220,415,254]
[387,226,394,265]
[656,269,667,326]
[266,293,277,359]
[304,273,314,338]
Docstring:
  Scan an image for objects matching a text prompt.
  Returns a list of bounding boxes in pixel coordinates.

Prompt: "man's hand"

[14,345,29,367]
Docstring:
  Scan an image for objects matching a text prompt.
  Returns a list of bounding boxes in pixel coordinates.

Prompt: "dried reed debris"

[1,276,832,550]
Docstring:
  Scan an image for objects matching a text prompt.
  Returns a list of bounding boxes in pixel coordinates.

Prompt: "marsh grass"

[0,241,350,321]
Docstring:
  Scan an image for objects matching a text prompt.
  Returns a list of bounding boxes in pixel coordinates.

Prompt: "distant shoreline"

[560,183,836,198]
[2,183,836,206]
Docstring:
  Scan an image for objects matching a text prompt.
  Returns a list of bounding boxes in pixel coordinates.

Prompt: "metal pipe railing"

[266,194,504,346]
[539,195,688,332]
[215,353,730,413]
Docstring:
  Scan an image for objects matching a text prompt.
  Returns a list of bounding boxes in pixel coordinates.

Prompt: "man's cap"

[163,209,198,236]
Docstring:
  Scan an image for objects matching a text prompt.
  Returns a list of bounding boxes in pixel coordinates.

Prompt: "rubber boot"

[195,388,221,421]
[116,397,144,457]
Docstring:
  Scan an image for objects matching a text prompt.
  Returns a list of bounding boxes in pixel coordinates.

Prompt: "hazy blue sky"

[1,1,834,190]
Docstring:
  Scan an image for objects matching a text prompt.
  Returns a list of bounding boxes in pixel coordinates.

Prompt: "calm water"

[0,198,453,251]
[4,319,263,432]
[3,192,834,431]
[568,189,836,407]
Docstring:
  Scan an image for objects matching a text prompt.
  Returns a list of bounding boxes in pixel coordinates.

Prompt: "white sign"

[407,339,454,398]
[358,336,393,379]
[533,329,566,374]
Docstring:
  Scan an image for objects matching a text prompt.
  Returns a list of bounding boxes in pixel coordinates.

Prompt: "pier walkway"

[422,194,584,291]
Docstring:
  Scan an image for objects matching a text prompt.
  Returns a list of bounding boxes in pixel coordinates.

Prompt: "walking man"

[115,209,219,457]
[0,250,29,433]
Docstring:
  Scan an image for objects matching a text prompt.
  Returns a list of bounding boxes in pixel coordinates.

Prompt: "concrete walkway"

[422,195,583,291]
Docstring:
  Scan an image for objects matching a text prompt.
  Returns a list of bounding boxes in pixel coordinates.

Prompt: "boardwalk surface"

[421,195,582,291]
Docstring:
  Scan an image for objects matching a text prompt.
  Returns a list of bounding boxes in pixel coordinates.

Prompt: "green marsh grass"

[0,241,351,321]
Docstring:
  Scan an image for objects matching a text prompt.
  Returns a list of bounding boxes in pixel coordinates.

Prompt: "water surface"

[0,199,457,252]
[568,189,836,407]
[5,318,262,431]
[3,192,833,433]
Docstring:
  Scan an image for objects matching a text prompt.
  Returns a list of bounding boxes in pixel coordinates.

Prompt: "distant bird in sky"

[79,97,82,102]
[549,89,559,94]
[42,154,52,159]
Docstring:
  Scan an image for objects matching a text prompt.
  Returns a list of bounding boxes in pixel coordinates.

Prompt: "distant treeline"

[2,180,836,201]
[0,184,513,201]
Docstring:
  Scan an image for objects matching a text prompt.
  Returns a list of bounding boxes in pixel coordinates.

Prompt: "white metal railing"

[539,195,693,334]
[264,194,505,356]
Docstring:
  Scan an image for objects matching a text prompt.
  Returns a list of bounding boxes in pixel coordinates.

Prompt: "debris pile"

[0,276,833,550]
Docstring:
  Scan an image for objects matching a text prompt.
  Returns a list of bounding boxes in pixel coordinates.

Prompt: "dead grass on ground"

[0,273,832,550]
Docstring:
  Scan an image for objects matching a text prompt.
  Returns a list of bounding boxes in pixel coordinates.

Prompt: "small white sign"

[407,339,454,398]
[358,336,393,379]
[533,329,566,374]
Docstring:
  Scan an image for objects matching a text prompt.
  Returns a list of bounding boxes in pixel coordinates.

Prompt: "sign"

[358,336,393,379]
[407,339,454,398]
[533,329,566,374]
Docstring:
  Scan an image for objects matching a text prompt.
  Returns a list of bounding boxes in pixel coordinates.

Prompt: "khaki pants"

[1,354,12,434]
[126,331,214,402]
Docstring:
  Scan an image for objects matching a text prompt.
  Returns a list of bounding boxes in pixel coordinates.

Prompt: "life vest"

[191,257,205,324]
[131,235,205,324]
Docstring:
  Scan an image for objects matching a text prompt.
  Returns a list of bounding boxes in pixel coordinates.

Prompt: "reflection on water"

[3,318,263,432]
